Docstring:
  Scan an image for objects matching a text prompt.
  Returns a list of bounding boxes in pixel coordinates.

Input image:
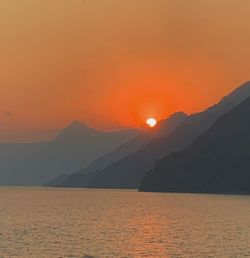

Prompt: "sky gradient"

[1,0,250,142]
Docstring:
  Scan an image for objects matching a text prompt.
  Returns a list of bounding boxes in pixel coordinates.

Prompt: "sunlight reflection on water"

[0,187,249,257]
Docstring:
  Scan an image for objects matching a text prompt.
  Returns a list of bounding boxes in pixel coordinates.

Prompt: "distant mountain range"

[86,81,250,189]
[2,81,250,195]
[140,96,250,194]
[48,81,250,191]
[46,112,188,187]
[0,121,138,185]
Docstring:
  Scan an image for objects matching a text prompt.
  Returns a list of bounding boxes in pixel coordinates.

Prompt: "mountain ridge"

[0,120,138,185]
[140,96,250,194]
[87,81,250,189]
[46,112,188,187]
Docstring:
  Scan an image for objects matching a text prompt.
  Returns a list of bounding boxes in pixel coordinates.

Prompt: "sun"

[146,118,157,128]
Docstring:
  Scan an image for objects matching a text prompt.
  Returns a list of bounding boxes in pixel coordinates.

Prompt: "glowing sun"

[146,118,157,128]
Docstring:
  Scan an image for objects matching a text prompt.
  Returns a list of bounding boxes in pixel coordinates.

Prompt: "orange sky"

[1,0,250,142]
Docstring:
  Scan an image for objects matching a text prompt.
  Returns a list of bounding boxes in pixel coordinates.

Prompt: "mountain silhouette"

[140,96,250,194]
[0,121,138,185]
[86,81,250,189]
[46,112,188,187]
[55,120,100,142]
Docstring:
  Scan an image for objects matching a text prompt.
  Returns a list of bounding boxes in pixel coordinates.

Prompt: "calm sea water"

[0,188,249,257]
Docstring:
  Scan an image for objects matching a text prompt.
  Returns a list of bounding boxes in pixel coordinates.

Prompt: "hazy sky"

[1,0,250,142]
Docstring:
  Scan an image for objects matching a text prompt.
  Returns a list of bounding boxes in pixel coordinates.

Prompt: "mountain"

[46,112,188,187]
[0,121,138,185]
[140,96,250,194]
[87,81,250,189]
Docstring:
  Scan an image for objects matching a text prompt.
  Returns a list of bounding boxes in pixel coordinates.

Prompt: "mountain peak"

[157,112,188,133]
[70,120,85,127]
[55,121,100,142]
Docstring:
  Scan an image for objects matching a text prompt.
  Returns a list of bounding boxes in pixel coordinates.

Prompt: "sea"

[0,187,249,257]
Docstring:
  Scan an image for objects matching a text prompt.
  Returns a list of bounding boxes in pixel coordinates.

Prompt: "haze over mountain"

[85,81,250,189]
[46,112,187,187]
[0,121,138,185]
[140,96,250,194]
